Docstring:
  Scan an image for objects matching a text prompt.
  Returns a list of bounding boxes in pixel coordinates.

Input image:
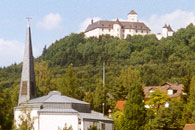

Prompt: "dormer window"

[168,89,173,95]
[149,89,154,93]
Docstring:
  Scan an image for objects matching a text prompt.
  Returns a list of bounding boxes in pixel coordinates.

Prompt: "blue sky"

[0,0,194,67]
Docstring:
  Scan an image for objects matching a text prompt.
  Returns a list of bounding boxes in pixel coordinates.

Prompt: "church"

[14,23,113,130]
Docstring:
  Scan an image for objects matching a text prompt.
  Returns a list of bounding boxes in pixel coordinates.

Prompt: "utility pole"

[103,61,105,87]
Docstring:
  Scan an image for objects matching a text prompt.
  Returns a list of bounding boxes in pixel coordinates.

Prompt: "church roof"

[29,91,89,105]
[85,20,151,32]
[79,112,113,122]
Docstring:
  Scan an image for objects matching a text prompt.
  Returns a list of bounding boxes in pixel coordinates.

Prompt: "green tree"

[150,100,184,130]
[58,123,73,130]
[146,89,170,114]
[14,107,36,130]
[35,61,55,96]
[93,79,106,112]
[58,66,83,99]
[87,125,99,130]
[121,81,146,130]
[183,76,195,123]
[112,111,124,130]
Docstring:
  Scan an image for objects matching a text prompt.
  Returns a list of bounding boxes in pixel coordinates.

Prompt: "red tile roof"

[115,101,126,111]
[183,124,195,130]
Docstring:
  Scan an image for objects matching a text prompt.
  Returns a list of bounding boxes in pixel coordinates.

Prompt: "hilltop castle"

[84,10,174,40]
[85,10,151,39]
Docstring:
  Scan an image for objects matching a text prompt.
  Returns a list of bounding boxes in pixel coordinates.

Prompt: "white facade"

[84,10,151,39]
[156,24,174,40]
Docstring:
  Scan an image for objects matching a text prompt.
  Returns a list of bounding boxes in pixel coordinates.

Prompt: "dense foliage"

[0,24,195,130]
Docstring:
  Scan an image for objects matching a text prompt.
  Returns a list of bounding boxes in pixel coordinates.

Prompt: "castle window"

[141,30,143,33]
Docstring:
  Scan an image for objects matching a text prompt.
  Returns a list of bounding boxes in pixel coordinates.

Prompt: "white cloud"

[143,10,195,33]
[78,17,101,32]
[37,13,62,31]
[0,38,24,67]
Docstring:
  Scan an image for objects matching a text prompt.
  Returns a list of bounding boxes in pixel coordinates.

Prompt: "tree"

[58,66,83,99]
[183,76,195,123]
[112,111,124,130]
[58,123,73,130]
[121,81,146,130]
[87,125,99,130]
[14,107,36,130]
[146,89,170,114]
[149,100,184,130]
[35,61,55,96]
[93,79,106,112]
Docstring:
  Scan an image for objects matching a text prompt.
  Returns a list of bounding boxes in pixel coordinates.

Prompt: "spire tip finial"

[26,17,32,27]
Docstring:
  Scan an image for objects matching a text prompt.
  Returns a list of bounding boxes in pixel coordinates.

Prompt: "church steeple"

[18,20,37,105]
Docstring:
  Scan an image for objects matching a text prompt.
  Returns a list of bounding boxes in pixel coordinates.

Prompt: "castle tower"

[128,10,138,22]
[18,21,36,105]
[162,24,168,38]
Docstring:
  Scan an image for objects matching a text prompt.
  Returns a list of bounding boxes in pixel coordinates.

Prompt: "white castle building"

[14,23,113,130]
[84,10,151,39]
[156,24,174,40]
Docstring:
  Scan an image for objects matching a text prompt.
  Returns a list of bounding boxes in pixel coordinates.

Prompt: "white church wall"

[14,108,39,130]
[39,113,78,130]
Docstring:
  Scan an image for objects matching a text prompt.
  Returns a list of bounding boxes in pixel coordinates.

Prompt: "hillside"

[0,24,195,130]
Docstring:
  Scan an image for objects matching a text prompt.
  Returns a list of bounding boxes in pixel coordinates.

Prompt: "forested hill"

[39,23,195,85]
[1,24,195,89]
[0,23,194,130]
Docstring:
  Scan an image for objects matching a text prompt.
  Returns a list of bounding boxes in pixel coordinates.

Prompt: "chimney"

[91,19,93,24]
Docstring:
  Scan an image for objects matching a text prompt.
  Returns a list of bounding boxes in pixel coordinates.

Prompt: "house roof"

[85,20,151,32]
[128,10,137,15]
[183,124,195,130]
[115,101,126,111]
[144,83,183,99]
[167,25,174,32]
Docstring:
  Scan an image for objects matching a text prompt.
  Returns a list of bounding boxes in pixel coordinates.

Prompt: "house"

[183,124,195,130]
[84,10,151,39]
[14,22,113,130]
[115,83,184,110]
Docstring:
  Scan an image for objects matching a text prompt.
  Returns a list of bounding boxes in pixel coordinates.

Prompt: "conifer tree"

[121,81,146,130]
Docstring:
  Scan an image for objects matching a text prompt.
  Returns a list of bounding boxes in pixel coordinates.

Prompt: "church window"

[21,81,27,95]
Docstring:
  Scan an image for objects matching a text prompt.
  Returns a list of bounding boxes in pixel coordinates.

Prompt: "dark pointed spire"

[18,20,37,105]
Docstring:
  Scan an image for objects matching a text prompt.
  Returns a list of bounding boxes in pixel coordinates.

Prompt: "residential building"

[115,82,183,110]
[84,10,151,39]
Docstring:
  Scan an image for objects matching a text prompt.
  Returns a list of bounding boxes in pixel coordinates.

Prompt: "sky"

[0,0,194,67]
